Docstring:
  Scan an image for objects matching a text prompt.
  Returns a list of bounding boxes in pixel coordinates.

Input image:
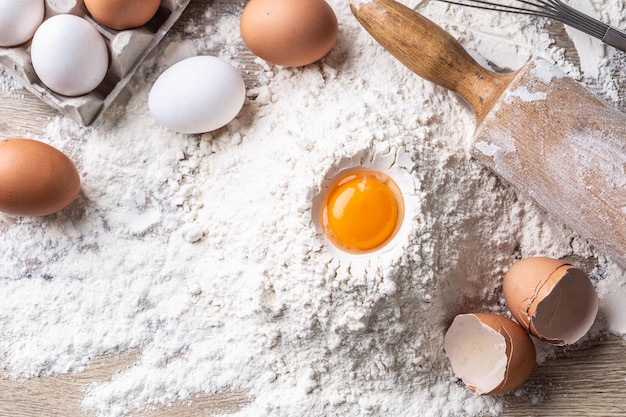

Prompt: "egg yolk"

[321,170,404,254]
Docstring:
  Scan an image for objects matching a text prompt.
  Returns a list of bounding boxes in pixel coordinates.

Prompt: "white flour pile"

[1,0,626,416]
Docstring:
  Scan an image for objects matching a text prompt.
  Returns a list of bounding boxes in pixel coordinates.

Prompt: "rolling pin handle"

[350,0,516,123]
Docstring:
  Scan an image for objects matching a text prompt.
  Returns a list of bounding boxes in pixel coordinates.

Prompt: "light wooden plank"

[504,336,626,416]
[1,1,625,416]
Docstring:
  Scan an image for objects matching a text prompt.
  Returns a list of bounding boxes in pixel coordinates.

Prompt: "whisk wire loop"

[435,0,626,52]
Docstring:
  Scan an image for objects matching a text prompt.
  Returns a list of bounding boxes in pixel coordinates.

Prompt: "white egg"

[31,14,109,97]
[0,0,44,47]
[148,56,246,134]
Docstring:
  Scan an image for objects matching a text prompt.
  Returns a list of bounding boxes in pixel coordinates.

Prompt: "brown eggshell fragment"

[84,0,161,31]
[444,313,536,395]
[503,257,598,345]
[0,138,81,217]
[240,0,339,67]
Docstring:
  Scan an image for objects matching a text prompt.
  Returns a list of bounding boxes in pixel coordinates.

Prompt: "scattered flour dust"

[1,0,625,416]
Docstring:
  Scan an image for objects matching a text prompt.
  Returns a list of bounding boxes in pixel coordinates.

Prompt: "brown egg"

[240,0,338,67]
[503,257,598,345]
[444,313,536,395]
[84,0,161,31]
[0,139,80,217]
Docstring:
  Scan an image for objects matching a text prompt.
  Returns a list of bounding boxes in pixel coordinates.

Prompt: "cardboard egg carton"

[0,0,191,125]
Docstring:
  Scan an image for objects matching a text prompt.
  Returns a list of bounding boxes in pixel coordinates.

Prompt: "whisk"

[434,0,626,53]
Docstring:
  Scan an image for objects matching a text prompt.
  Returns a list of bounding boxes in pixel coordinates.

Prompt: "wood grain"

[2,1,626,416]
[3,337,626,416]
[0,351,250,416]
[350,0,517,122]
[0,93,54,138]
[352,0,626,269]
[472,59,626,268]
[503,336,626,417]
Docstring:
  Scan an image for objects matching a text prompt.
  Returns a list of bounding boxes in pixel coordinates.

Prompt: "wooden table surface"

[2,1,626,416]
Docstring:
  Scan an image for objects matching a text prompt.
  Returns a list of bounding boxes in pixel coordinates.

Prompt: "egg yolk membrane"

[321,169,404,254]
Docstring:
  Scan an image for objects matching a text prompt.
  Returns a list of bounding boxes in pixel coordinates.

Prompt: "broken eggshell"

[503,257,598,346]
[444,313,536,395]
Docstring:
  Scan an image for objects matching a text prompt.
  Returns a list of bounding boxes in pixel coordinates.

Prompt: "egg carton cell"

[0,0,191,126]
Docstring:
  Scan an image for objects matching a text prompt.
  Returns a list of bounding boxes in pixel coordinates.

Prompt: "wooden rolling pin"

[351,0,626,267]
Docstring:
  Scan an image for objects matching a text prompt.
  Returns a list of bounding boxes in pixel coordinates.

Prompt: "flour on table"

[1,1,625,417]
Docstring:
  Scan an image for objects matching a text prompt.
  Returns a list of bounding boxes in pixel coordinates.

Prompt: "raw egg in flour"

[84,0,161,30]
[240,0,338,67]
[320,169,404,254]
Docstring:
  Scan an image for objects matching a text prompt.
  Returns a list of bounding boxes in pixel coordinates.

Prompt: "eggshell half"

[444,313,536,395]
[0,139,81,216]
[503,257,598,345]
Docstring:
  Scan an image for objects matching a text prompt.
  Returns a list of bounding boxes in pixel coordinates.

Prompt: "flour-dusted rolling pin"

[350,0,626,267]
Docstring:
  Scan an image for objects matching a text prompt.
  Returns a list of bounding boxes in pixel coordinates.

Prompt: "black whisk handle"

[603,27,626,53]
